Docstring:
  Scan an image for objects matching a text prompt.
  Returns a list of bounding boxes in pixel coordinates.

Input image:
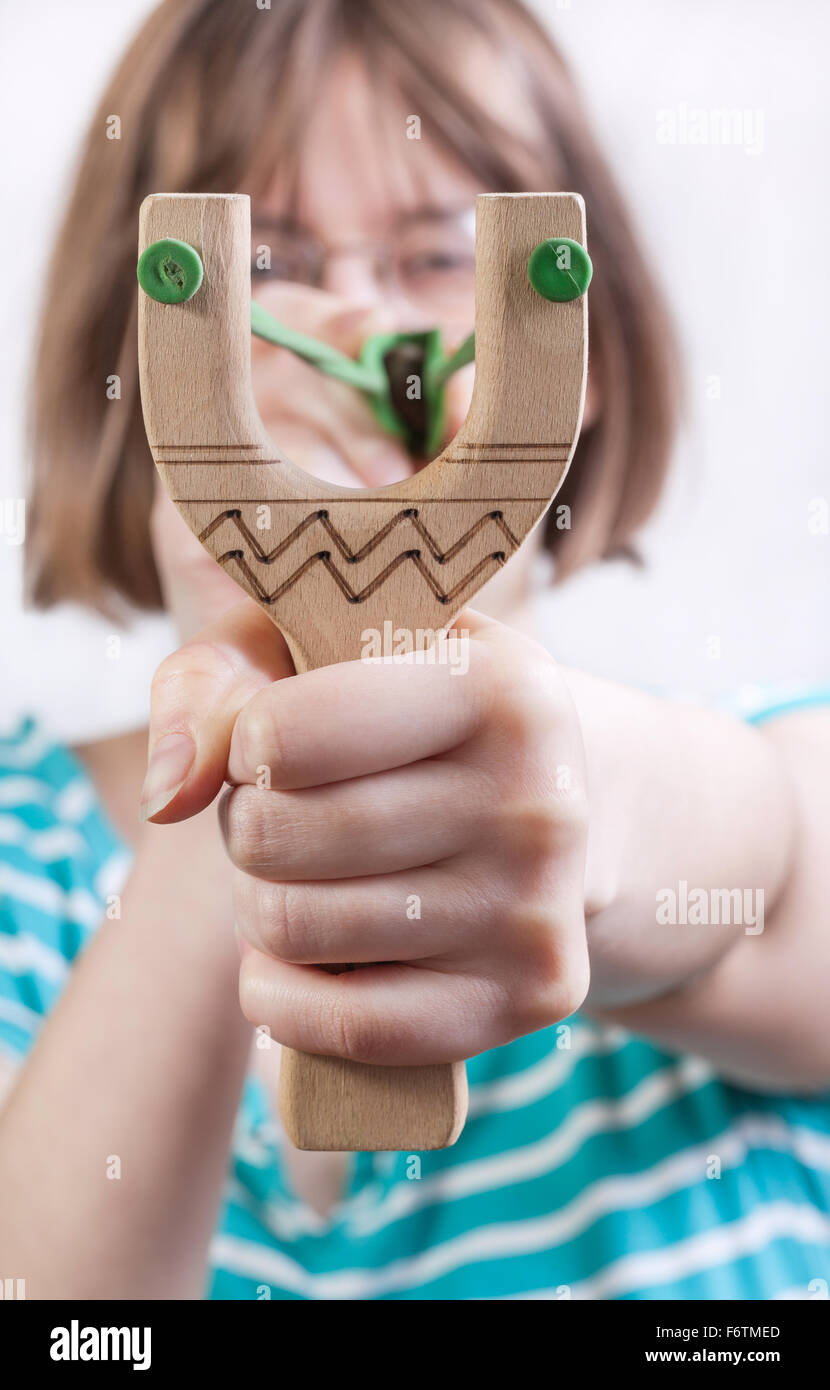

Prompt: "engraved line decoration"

[198,506,521,606]
[198,506,520,564]
[220,547,507,607]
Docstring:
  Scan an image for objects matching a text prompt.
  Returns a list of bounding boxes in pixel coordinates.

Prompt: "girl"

[1,0,829,1300]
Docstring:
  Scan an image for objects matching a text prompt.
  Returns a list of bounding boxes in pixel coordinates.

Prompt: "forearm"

[563,669,823,1085]
[593,707,830,1091]
[0,810,250,1299]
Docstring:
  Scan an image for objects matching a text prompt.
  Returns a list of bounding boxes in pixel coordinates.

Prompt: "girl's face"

[253,54,481,341]
[246,51,520,490]
[150,49,548,634]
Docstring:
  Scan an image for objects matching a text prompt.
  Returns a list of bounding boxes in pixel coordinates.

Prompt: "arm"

[0,606,290,1301]
[569,669,829,1092]
[0,811,250,1299]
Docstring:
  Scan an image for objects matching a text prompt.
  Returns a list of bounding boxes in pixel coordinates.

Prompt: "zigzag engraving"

[217,547,507,606]
[198,506,519,565]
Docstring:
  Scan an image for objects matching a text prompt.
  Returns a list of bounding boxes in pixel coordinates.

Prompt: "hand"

[143,602,590,1065]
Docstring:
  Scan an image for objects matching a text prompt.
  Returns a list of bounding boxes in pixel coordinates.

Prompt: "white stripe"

[351,1053,712,1237]
[0,1039,25,1069]
[211,1111,830,1299]
[0,994,40,1035]
[0,817,85,863]
[568,1201,830,1300]
[0,725,50,769]
[230,1113,281,1171]
[0,931,69,984]
[94,849,132,901]
[0,778,51,810]
[54,779,96,824]
[786,1124,830,1172]
[210,1234,324,1298]
[0,863,101,930]
[225,1178,330,1240]
[467,1023,629,1118]
[497,1267,829,1302]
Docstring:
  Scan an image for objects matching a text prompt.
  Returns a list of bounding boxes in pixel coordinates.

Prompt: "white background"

[1,0,827,742]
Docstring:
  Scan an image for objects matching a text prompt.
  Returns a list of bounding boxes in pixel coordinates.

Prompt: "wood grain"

[137,191,587,1151]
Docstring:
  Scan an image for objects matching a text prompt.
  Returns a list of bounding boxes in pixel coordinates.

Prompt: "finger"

[220,759,486,881]
[232,861,501,964]
[238,953,509,1065]
[141,601,293,825]
[227,609,494,790]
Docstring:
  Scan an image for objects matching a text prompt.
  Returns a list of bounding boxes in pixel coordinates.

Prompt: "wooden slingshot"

[137,191,588,1152]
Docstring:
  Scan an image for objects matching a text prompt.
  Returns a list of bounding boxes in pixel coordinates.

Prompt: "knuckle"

[551,947,591,1020]
[532,949,590,1028]
[327,997,385,1065]
[222,785,276,875]
[504,904,590,1030]
[151,640,237,703]
[233,875,313,963]
[500,799,558,860]
[235,688,289,787]
[500,791,590,864]
[489,682,551,758]
[269,881,318,963]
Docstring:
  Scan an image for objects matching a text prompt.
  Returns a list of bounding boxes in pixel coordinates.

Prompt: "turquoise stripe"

[3,711,830,1301]
[720,686,830,726]
[618,1234,830,1302]
[210,1125,830,1300]
[746,689,830,725]
[0,1012,38,1057]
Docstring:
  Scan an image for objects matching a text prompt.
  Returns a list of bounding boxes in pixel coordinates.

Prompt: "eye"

[250,236,320,285]
[399,249,475,279]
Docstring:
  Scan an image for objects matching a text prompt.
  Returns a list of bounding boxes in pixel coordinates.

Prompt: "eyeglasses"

[251,206,476,316]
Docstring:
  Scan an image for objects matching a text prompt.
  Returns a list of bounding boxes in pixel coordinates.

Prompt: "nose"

[321,249,385,305]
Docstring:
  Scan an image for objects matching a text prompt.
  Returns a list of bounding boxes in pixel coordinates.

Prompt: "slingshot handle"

[279,1050,468,1152]
[274,636,468,1153]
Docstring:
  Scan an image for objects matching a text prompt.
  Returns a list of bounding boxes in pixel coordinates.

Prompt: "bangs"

[241,0,553,215]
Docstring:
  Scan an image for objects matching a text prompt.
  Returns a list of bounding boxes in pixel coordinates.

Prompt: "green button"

[527,237,592,302]
[137,238,204,304]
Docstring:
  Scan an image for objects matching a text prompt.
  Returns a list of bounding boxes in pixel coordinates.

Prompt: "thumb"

[140,599,293,825]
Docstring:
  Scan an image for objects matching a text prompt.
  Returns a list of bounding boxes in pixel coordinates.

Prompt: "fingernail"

[139,733,196,823]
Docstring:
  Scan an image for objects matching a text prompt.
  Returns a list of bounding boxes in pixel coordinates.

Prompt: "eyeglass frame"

[250,202,478,300]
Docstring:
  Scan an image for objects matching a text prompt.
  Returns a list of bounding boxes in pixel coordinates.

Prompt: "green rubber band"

[251,303,473,456]
[251,300,385,393]
[137,238,204,304]
[428,331,475,391]
[527,237,592,302]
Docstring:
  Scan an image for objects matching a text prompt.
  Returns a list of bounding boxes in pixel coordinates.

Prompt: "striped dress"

[1,697,829,1301]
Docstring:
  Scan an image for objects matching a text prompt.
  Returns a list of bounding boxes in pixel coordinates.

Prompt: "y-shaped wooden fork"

[137,191,587,1152]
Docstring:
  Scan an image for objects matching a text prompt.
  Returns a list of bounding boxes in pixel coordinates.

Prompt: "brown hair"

[26,0,679,611]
